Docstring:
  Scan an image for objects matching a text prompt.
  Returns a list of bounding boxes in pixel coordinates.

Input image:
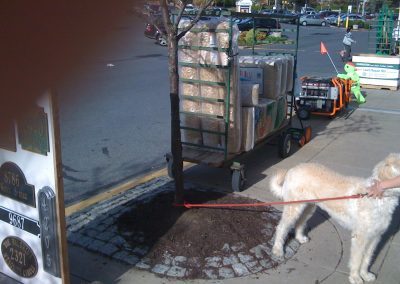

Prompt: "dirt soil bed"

[116,189,298,280]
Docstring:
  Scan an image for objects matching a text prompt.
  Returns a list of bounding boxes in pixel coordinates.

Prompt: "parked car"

[268,9,298,24]
[144,22,167,46]
[144,10,192,47]
[338,14,365,23]
[236,17,281,31]
[299,14,327,26]
[326,13,346,25]
[298,11,317,18]
[365,13,377,20]
[301,6,316,14]
[260,9,273,14]
[317,10,339,19]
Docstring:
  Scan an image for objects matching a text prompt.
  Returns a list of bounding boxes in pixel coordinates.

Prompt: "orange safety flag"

[320,41,328,55]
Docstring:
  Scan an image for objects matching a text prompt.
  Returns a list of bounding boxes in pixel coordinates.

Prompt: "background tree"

[158,0,214,203]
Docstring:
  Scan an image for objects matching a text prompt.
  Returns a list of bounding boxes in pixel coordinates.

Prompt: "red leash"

[174,193,368,209]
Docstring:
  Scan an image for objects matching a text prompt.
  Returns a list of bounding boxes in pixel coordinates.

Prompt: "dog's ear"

[377,153,400,180]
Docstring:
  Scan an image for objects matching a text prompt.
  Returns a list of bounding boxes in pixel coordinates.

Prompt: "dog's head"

[373,153,400,183]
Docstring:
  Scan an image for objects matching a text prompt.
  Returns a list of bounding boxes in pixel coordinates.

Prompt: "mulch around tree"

[116,189,299,280]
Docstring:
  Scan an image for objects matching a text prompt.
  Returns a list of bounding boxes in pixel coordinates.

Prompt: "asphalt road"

[58,14,371,206]
[296,23,370,77]
[59,15,171,205]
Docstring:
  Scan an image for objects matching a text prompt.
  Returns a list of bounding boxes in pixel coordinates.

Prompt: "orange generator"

[296,76,352,120]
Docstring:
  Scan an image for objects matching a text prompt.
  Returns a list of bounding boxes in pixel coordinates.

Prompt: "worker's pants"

[342,44,352,62]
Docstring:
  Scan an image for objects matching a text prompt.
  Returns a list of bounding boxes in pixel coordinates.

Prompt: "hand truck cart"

[166,11,311,192]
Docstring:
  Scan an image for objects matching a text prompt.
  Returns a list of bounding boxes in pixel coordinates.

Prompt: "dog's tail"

[269,169,288,199]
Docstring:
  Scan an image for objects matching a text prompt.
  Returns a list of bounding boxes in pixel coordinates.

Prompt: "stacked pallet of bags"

[239,55,294,152]
[178,18,242,155]
[178,19,202,146]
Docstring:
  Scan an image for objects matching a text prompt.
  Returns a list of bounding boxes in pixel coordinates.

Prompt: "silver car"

[326,14,341,25]
[299,14,327,26]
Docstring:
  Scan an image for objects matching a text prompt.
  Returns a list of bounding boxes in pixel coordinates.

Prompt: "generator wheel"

[299,135,306,147]
[279,132,292,158]
[304,126,312,143]
[232,168,246,192]
[297,108,310,120]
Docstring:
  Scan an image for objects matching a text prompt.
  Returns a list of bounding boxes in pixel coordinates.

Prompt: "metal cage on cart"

[166,10,311,192]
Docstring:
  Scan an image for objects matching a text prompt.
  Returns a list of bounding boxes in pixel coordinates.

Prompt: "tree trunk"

[167,33,185,204]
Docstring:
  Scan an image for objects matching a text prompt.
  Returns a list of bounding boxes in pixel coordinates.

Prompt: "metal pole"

[326,51,339,74]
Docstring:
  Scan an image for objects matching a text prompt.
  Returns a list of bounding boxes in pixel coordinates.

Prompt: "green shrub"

[256,31,268,41]
[245,29,257,45]
[345,20,370,29]
[238,31,247,45]
[252,4,262,12]
[238,29,289,45]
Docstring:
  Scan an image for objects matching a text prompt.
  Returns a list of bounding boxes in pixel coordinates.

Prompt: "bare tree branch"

[159,0,173,35]
[174,1,188,30]
[176,0,214,41]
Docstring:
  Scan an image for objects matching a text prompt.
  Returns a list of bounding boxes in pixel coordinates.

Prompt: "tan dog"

[269,153,400,284]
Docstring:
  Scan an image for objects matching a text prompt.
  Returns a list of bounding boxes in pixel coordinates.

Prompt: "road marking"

[65,162,193,216]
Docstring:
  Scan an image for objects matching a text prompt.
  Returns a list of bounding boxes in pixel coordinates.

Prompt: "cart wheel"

[297,108,310,120]
[304,126,312,143]
[232,168,246,192]
[165,153,174,178]
[279,132,292,158]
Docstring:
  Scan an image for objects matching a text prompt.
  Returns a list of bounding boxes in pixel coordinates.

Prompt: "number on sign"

[9,212,25,230]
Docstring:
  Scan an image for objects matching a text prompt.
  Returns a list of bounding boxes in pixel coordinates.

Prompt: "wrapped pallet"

[240,83,259,106]
[219,20,241,154]
[178,19,202,145]
[239,56,283,99]
[178,18,241,155]
[284,55,295,92]
[274,95,287,130]
[254,98,277,143]
[198,18,220,66]
[200,83,224,148]
[178,18,199,64]
[271,54,295,93]
[241,107,255,152]
[196,19,241,153]
[266,55,287,95]
[198,18,225,149]
[276,56,288,95]
[180,83,202,145]
[223,51,242,154]
[239,67,263,95]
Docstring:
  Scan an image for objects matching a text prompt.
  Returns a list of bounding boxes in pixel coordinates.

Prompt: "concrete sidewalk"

[68,88,400,284]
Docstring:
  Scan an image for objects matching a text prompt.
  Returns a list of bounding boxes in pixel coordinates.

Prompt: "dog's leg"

[294,204,316,244]
[359,237,380,282]
[349,232,368,284]
[272,204,306,258]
